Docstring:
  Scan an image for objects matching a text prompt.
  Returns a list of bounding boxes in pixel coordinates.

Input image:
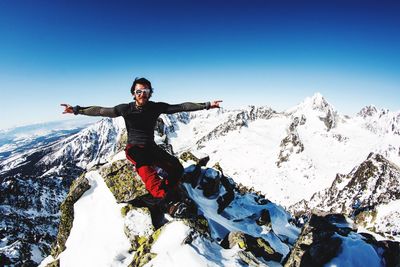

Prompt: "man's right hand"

[61,104,74,114]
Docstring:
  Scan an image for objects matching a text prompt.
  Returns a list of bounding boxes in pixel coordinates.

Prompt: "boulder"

[221,231,283,262]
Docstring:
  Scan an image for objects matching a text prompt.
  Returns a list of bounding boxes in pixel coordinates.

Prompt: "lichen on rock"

[124,206,155,252]
[99,159,147,203]
[221,231,283,263]
[45,258,59,267]
[50,173,91,259]
[130,227,163,267]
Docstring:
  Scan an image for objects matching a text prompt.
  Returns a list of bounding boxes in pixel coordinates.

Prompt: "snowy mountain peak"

[308,91,325,104]
[300,92,334,112]
[285,92,336,115]
[285,92,338,131]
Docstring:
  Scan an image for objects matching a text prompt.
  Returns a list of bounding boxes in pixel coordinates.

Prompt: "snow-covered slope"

[50,170,133,266]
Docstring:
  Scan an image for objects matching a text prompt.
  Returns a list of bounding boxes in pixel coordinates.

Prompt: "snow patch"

[58,171,133,266]
[327,233,383,267]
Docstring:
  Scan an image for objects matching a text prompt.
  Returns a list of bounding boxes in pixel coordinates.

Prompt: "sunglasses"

[135,89,151,95]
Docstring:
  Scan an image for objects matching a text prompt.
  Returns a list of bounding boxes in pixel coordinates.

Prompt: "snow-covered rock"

[286,212,399,267]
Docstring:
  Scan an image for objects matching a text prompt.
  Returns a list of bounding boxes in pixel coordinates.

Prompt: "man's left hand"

[210,100,223,109]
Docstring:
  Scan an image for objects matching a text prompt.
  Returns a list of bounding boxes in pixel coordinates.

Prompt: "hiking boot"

[166,201,190,218]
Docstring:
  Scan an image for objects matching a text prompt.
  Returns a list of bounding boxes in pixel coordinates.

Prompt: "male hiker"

[61,77,222,217]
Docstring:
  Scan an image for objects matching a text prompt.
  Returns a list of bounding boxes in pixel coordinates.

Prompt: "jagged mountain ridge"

[289,152,400,241]
[194,106,277,147]
[0,118,98,160]
[357,105,400,135]
[0,118,125,177]
[311,153,400,214]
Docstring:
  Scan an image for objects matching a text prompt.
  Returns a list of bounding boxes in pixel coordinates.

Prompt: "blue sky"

[0,0,399,129]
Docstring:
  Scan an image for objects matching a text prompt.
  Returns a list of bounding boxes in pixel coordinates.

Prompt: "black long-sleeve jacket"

[74,101,210,145]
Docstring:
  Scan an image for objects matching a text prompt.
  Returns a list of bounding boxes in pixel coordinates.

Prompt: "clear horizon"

[1,0,399,129]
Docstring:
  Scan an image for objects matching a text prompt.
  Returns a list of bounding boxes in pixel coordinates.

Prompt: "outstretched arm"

[60,104,119,118]
[161,100,223,114]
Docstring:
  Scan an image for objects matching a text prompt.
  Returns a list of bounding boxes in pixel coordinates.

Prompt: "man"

[61,77,222,217]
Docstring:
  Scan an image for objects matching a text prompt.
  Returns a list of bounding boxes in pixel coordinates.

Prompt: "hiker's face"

[134,83,150,106]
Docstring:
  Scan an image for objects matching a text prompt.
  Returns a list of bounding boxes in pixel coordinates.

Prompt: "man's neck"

[135,100,149,108]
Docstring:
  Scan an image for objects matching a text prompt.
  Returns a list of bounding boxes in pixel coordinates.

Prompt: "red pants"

[125,144,184,198]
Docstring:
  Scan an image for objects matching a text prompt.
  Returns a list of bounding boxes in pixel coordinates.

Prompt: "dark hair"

[130,77,154,97]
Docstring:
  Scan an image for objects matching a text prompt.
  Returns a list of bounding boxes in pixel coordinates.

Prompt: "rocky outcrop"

[284,212,400,267]
[99,159,147,203]
[50,173,90,259]
[180,153,236,214]
[221,231,283,263]
[276,116,305,167]
[358,105,379,118]
[180,151,210,166]
[320,108,337,131]
[130,227,161,267]
[284,212,350,266]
